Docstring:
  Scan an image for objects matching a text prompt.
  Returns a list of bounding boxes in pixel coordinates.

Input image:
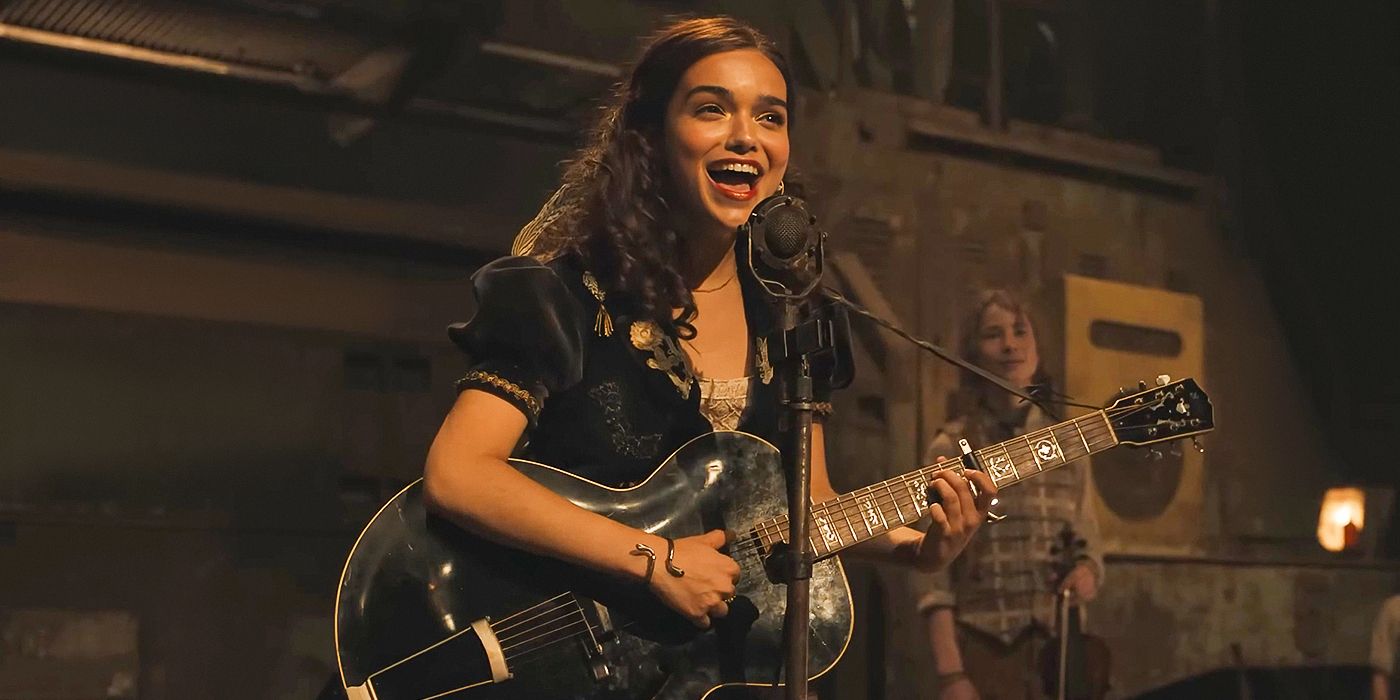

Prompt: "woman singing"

[425,13,995,671]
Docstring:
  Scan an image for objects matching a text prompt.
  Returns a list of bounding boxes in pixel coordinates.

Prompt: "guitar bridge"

[573,595,616,681]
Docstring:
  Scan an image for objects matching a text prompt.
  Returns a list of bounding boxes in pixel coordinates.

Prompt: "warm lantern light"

[1317,487,1366,552]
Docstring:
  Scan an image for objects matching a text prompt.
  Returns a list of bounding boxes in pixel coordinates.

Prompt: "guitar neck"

[753,410,1119,560]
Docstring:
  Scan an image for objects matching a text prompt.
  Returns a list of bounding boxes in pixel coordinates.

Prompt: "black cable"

[819,286,1100,413]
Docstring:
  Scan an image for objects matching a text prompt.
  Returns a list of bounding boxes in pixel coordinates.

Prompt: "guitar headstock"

[1106,377,1214,446]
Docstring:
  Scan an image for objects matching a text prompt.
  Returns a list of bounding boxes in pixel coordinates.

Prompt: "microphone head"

[764,202,813,259]
[742,194,825,298]
[744,194,818,263]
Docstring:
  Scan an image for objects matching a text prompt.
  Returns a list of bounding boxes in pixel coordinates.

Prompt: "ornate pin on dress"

[629,320,695,399]
[581,271,613,337]
[755,336,774,385]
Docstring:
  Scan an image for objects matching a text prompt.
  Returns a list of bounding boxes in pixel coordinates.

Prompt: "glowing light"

[1317,487,1365,552]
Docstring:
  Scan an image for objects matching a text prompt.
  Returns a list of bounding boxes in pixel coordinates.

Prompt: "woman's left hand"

[913,470,997,572]
[1058,562,1099,603]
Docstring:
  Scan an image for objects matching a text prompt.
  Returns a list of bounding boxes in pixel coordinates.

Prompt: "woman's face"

[663,49,790,237]
[975,303,1040,388]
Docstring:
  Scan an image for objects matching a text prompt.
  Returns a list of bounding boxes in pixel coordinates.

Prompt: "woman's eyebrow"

[685,85,789,110]
[685,85,733,101]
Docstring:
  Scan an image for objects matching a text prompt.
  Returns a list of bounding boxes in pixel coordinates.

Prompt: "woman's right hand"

[646,530,740,629]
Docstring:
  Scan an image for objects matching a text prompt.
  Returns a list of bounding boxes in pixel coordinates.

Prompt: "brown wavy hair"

[526,16,795,330]
[952,289,1055,441]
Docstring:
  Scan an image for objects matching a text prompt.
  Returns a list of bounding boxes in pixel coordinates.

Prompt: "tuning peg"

[1139,380,1149,390]
[1170,443,1184,458]
[1149,448,1164,461]
[1157,374,1172,386]
[1191,437,1206,453]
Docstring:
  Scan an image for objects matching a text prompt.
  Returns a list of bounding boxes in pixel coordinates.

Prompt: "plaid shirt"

[916,405,1104,644]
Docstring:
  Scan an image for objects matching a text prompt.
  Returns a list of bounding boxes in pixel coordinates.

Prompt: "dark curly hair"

[526,16,795,331]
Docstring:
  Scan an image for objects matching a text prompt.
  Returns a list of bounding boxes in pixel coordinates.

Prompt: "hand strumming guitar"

[644,530,741,629]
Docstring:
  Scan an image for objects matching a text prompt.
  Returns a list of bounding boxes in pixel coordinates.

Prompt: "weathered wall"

[0,226,476,699]
[810,89,1397,697]
[1,5,1395,698]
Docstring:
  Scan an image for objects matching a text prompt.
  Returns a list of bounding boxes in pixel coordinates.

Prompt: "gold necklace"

[693,272,737,294]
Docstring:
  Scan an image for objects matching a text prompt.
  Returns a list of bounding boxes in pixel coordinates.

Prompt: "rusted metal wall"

[812,88,1397,698]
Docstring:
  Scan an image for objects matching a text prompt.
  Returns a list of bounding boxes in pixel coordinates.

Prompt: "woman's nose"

[726,119,756,153]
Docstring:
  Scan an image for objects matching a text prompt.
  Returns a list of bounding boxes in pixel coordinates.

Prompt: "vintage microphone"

[741,193,826,700]
[745,194,824,300]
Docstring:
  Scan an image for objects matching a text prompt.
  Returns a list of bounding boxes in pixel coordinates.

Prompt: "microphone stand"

[741,194,837,700]
[764,294,841,700]
[778,299,815,700]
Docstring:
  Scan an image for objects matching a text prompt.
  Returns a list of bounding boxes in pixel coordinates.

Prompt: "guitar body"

[334,431,852,700]
[333,378,1214,700]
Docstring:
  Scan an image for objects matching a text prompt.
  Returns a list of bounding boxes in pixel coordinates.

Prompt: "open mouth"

[706,161,762,200]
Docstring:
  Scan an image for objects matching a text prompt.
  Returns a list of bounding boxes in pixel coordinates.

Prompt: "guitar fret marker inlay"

[907,477,929,511]
[858,496,884,532]
[816,513,842,547]
[1032,438,1059,465]
[985,453,1016,481]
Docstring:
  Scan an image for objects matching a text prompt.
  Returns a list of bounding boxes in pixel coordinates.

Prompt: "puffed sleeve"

[447,256,587,426]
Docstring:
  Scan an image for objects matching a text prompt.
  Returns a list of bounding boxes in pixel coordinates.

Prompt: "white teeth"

[711,162,760,176]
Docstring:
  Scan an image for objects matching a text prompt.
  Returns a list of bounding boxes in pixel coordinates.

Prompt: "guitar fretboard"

[751,410,1118,559]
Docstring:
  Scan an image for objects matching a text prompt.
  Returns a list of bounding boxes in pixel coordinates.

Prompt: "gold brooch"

[630,319,659,350]
[755,336,774,385]
[630,320,694,399]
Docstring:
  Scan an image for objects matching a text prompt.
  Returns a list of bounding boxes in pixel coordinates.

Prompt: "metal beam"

[478,40,622,78]
[0,21,333,93]
[0,147,499,249]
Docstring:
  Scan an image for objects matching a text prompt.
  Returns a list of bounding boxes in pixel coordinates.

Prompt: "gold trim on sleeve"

[459,370,541,417]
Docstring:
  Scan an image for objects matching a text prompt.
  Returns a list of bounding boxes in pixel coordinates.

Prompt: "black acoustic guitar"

[335,378,1212,700]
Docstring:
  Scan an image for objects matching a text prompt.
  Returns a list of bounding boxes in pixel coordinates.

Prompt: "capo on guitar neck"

[957,439,1007,523]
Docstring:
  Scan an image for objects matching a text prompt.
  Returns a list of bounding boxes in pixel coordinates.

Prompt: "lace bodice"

[697,376,750,431]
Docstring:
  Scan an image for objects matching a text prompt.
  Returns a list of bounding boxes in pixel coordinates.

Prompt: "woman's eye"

[760,112,787,126]
[696,104,725,116]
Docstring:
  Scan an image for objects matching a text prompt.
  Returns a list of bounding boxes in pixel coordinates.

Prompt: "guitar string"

[493,426,1123,661]
[603,405,1151,577]
[490,592,574,627]
[763,398,1172,550]
[493,425,1170,663]
[483,405,1140,595]
[501,616,595,655]
[371,402,1189,677]
[726,408,1140,562]
[487,399,1190,662]
[503,618,600,659]
[494,599,594,645]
